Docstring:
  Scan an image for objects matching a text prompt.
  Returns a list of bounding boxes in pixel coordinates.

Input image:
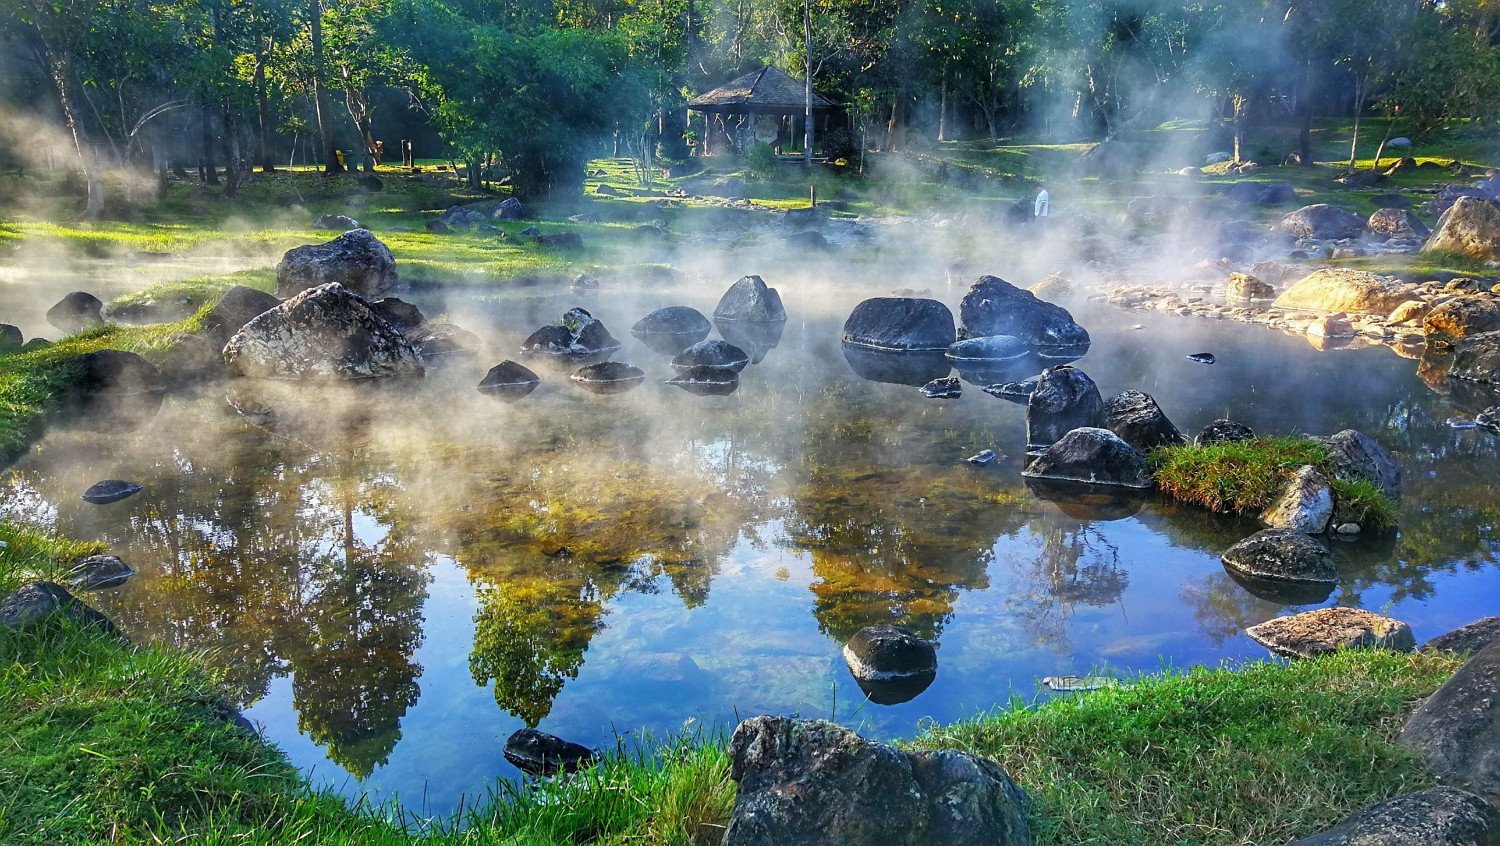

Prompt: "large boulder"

[1275,204,1367,240]
[1319,429,1402,503]
[1367,208,1430,242]
[1400,639,1500,806]
[1289,787,1498,846]
[46,291,105,334]
[631,306,712,354]
[1222,528,1336,587]
[503,728,595,776]
[723,716,1030,846]
[202,285,281,342]
[959,275,1090,354]
[1103,390,1184,452]
[1026,365,1105,453]
[275,229,398,300]
[1259,465,1335,534]
[843,625,937,682]
[223,283,424,380]
[1197,418,1255,446]
[1022,427,1152,489]
[1451,331,1500,384]
[714,275,787,322]
[842,298,956,352]
[1424,297,1500,347]
[0,581,118,633]
[1273,269,1413,316]
[1424,196,1500,262]
[1425,616,1500,656]
[1246,607,1416,659]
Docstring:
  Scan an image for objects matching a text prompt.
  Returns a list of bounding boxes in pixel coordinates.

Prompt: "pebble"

[1187,352,1217,364]
[966,449,998,466]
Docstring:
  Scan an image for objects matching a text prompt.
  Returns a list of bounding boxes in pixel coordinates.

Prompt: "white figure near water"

[1034,186,1051,218]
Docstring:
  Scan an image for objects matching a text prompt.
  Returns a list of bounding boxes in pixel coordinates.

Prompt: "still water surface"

[3,277,1498,814]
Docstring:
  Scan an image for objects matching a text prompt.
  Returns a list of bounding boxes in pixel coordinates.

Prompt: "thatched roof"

[687,66,836,114]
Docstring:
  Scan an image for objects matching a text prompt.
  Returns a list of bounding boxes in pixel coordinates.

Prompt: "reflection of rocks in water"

[224,382,375,452]
[667,365,739,396]
[856,670,936,705]
[1224,565,1336,606]
[841,344,950,387]
[1025,477,1145,521]
[714,318,784,364]
[63,350,166,433]
[954,358,1038,388]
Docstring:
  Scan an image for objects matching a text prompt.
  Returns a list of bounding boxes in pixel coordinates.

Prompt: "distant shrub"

[746,142,778,178]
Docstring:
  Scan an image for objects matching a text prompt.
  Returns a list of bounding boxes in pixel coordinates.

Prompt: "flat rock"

[1274,269,1413,316]
[946,335,1028,363]
[1222,528,1336,585]
[571,361,645,394]
[1247,607,1416,659]
[81,480,143,504]
[667,365,739,395]
[1289,787,1498,845]
[1400,638,1500,805]
[1424,616,1500,655]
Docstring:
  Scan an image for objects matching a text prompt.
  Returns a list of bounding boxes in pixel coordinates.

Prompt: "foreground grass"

[1,520,1460,845]
[1149,436,1398,530]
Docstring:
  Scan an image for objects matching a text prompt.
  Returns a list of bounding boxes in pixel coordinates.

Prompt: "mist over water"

[2,266,1497,816]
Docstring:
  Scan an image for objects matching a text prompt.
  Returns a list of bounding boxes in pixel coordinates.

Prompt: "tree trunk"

[255,55,275,172]
[310,0,342,174]
[201,105,219,185]
[938,70,948,143]
[1231,93,1246,164]
[34,39,103,218]
[1297,59,1313,167]
[1346,76,1364,172]
[222,102,244,196]
[803,0,813,167]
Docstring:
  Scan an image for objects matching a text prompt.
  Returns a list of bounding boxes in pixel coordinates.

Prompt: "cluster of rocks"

[423,198,529,234]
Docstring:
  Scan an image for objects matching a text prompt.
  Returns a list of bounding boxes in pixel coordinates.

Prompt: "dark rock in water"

[724,715,1030,846]
[477,360,541,400]
[1025,477,1145,521]
[224,283,424,381]
[967,449,997,466]
[672,339,750,373]
[203,286,281,343]
[713,275,787,323]
[0,581,118,634]
[1187,352,1216,364]
[1104,390,1185,451]
[1026,365,1105,453]
[65,349,166,431]
[46,291,105,334]
[406,322,481,365]
[1197,418,1255,446]
[953,359,1036,387]
[843,625,937,683]
[571,361,645,394]
[959,275,1091,354]
[275,228,398,300]
[1318,429,1402,502]
[1451,331,1500,384]
[523,307,622,358]
[1222,529,1336,587]
[983,375,1041,403]
[1400,639,1500,805]
[946,335,1028,363]
[1022,427,1152,489]
[313,213,360,231]
[1247,607,1415,659]
[667,365,739,395]
[0,323,22,351]
[855,671,937,706]
[503,728,596,776]
[1423,616,1500,655]
[716,318,784,364]
[921,376,962,398]
[842,345,950,386]
[370,297,426,332]
[1226,566,1336,605]
[632,306,712,354]
[1288,786,1498,846]
[842,297,956,352]
[67,555,134,591]
[82,480,143,504]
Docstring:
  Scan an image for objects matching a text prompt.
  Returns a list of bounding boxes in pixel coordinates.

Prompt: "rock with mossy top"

[1246,607,1415,659]
[1288,786,1498,845]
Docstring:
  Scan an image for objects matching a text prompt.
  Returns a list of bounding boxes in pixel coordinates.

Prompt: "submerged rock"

[276,229,398,300]
[1289,787,1498,846]
[959,275,1090,354]
[67,555,134,591]
[1246,607,1416,659]
[1259,465,1335,534]
[1221,529,1336,586]
[224,283,424,381]
[477,360,541,400]
[0,581,118,634]
[945,335,1028,363]
[921,376,962,398]
[967,449,998,466]
[46,291,105,334]
[1196,419,1255,446]
[1400,639,1500,806]
[716,319,784,364]
[842,298,956,352]
[842,345,950,386]
[570,361,645,394]
[81,480,143,505]
[1022,427,1152,489]
[1103,390,1184,452]
[714,275,786,322]
[671,339,749,373]
[666,365,739,395]
[723,716,1030,846]
[503,728,596,776]
[1026,365,1105,453]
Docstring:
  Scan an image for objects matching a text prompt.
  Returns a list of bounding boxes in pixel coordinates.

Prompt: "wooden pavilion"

[687,66,836,156]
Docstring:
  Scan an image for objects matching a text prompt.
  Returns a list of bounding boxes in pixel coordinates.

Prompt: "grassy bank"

[0,518,1463,845]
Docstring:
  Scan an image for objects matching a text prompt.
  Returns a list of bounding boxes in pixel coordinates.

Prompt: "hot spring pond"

[4,278,1499,815]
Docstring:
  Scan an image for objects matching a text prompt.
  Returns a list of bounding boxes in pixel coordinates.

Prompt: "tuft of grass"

[1148,436,1330,514]
[912,650,1463,846]
[1330,478,1399,532]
